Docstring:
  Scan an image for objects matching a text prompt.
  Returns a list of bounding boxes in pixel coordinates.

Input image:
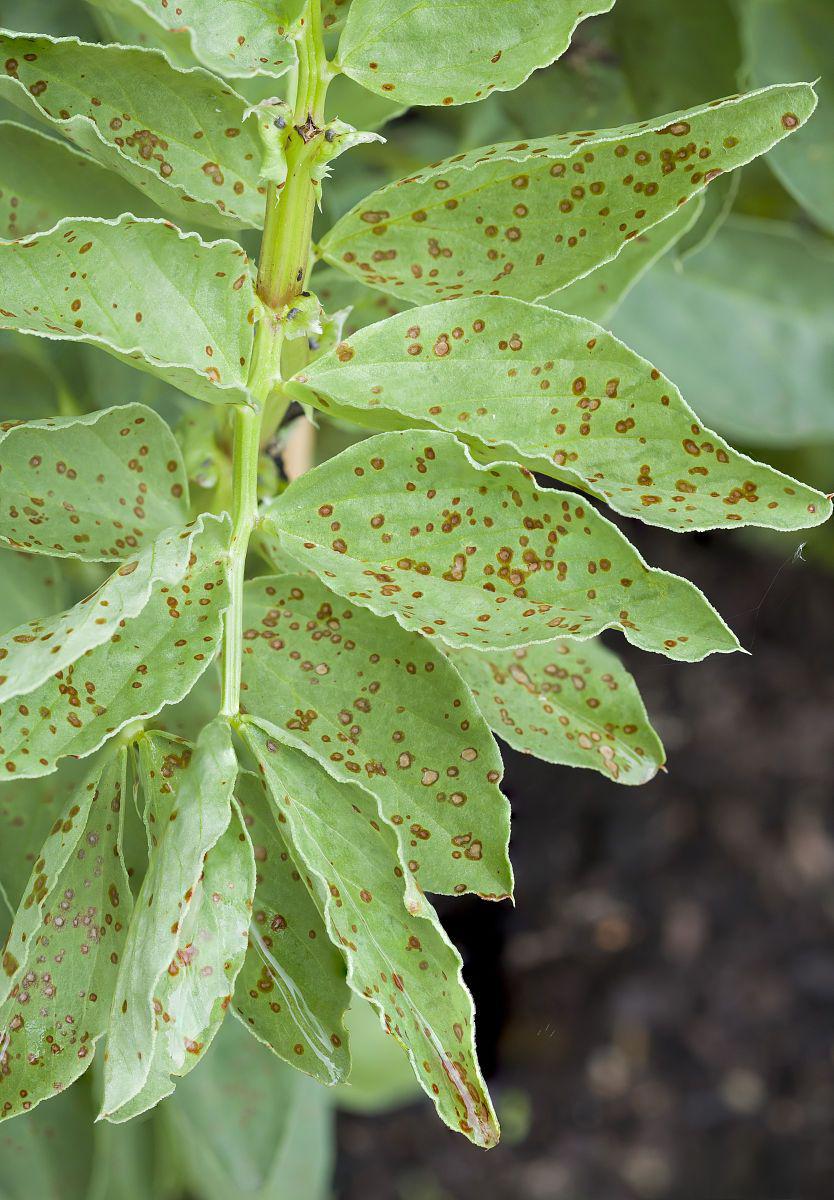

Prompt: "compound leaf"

[0,514,231,777]
[336,0,614,108]
[0,216,256,406]
[319,84,816,304]
[612,217,834,446]
[87,0,302,80]
[0,33,269,230]
[233,770,351,1085]
[239,574,511,902]
[261,431,740,660]
[451,639,665,785]
[242,723,500,1149]
[0,404,189,561]
[100,719,239,1120]
[0,750,132,1120]
[290,295,830,531]
[0,122,161,240]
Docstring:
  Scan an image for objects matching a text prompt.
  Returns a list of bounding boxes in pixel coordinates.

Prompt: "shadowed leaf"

[261,431,740,660]
[239,574,511,902]
[0,751,132,1120]
[233,770,351,1085]
[0,404,189,560]
[242,723,501,1149]
[0,216,256,405]
[319,84,816,303]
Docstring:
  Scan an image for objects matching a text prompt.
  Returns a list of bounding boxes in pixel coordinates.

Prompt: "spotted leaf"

[289,295,830,532]
[0,750,132,1121]
[0,122,162,240]
[319,84,816,304]
[451,639,665,785]
[100,719,239,1119]
[233,770,351,1085]
[0,216,256,406]
[239,574,511,902]
[336,0,613,108]
[0,404,189,561]
[322,0,353,34]
[0,514,231,777]
[0,32,269,229]
[87,0,302,79]
[242,723,500,1149]
[261,431,739,660]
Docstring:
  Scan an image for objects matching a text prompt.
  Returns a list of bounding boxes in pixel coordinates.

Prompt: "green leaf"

[233,770,351,1084]
[612,217,834,446]
[451,638,665,785]
[336,0,614,108]
[87,0,302,80]
[0,513,231,778]
[0,750,132,1120]
[169,1014,335,1200]
[261,430,740,661]
[0,1086,95,1199]
[323,0,352,34]
[319,84,817,304]
[0,404,189,561]
[548,195,702,322]
[242,723,500,1149]
[0,548,68,628]
[334,997,421,1114]
[101,719,241,1120]
[0,122,162,240]
[0,216,256,406]
[239,574,510,901]
[291,294,830,531]
[0,334,66,420]
[0,33,270,230]
[743,0,834,233]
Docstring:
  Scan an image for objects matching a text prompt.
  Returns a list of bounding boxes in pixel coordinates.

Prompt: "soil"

[334,523,834,1200]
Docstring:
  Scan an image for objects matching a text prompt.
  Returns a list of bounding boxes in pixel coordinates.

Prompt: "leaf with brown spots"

[289,295,831,532]
[0,32,270,229]
[87,0,303,80]
[239,574,511,902]
[0,749,133,1121]
[336,0,613,108]
[260,430,740,661]
[0,216,256,406]
[451,639,665,785]
[0,404,189,561]
[319,83,817,304]
[233,770,351,1085]
[0,513,232,778]
[0,121,163,240]
[242,723,501,1149]
[100,719,242,1120]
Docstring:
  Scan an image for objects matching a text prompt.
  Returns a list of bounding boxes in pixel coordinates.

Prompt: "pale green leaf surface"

[323,0,353,33]
[744,0,834,233]
[87,0,301,79]
[171,1014,334,1200]
[0,751,132,1120]
[337,0,614,108]
[262,431,740,661]
[319,84,816,304]
[612,217,834,445]
[0,1085,94,1200]
[0,216,257,406]
[0,33,269,230]
[0,514,231,777]
[326,72,409,133]
[451,638,665,784]
[0,549,68,628]
[233,770,351,1085]
[0,122,161,240]
[242,723,500,1149]
[291,295,830,531]
[101,719,238,1119]
[239,574,510,901]
[335,997,421,1114]
[108,799,254,1121]
[0,404,189,561]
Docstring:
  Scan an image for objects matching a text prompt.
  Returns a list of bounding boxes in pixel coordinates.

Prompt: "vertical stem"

[220,0,332,718]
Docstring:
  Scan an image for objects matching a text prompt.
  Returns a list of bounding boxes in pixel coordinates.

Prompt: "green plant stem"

[220,0,332,717]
